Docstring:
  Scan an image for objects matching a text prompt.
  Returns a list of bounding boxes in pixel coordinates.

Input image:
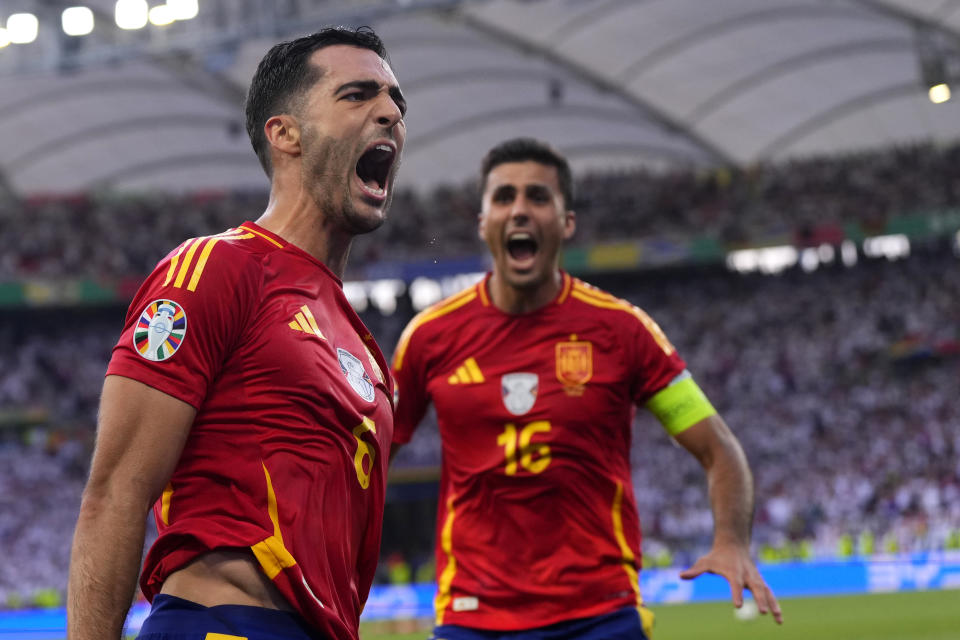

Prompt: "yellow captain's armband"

[645,372,717,436]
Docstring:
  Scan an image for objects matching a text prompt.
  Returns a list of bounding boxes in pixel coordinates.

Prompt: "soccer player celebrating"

[68,28,405,640]
[391,138,782,639]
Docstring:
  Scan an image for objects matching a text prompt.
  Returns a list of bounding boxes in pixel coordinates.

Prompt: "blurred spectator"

[1,141,958,281]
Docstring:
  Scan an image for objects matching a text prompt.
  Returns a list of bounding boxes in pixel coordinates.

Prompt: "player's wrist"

[709,536,752,553]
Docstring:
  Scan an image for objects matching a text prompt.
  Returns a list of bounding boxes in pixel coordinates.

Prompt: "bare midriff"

[160,549,293,611]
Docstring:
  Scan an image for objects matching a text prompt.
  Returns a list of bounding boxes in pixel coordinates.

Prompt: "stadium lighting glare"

[368,279,406,316]
[62,7,95,37]
[863,234,910,261]
[168,0,200,21]
[817,243,835,263]
[149,4,175,26]
[342,282,368,313]
[410,277,443,311]
[726,246,798,275]
[800,248,819,273]
[409,273,484,311]
[0,28,10,49]
[7,13,39,44]
[929,83,951,104]
[116,0,148,30]
[841,240,858,267]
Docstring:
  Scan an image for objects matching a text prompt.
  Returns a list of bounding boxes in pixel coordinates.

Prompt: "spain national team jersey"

[106,222,394,640]
[391,272,686,631]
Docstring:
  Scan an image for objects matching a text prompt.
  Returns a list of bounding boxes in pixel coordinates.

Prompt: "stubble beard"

[303,129,390,237]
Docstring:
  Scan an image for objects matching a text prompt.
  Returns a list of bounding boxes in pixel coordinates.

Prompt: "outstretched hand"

[679,544,783,624]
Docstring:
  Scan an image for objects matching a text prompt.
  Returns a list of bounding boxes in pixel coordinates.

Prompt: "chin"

[505,270,549,290]
[347,213,385,235]
[344,198,391,235]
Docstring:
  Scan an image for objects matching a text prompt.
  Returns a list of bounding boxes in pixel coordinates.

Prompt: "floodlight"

[168,0,199,21]
[116,0,148,30]
[929,83,950,104]
[62,7,95,37]
[0,28,9,49]
[149,4,175,26]
[8,13,39,44]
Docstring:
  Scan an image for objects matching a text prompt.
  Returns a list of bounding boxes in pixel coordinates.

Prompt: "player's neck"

[488,270,563,314]
[256,188,353,279]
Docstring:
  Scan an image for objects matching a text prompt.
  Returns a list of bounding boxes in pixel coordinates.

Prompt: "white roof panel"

[0,0,957,195]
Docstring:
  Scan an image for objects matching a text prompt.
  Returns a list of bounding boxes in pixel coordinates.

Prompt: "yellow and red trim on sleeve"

[162,228,258,293]
[393,287,478,371]
[569,281,675,355]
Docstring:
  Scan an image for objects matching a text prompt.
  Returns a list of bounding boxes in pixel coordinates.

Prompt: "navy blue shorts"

[431,606,650,640]
[134,594,320,640]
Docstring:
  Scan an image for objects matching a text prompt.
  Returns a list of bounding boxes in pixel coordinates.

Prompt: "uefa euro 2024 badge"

[338,348,376,402]
[134,299,187,362]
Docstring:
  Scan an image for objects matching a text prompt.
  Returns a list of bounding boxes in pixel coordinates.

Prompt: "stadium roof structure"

[1,0,959,196]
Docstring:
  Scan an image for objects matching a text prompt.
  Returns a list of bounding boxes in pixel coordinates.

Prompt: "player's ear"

[477,210,486,240]
[562,210,576,240]
[265,114,301,161]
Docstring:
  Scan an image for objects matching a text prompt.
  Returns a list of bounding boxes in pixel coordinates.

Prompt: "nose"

[375,93,404,129]
[510,196,530,225]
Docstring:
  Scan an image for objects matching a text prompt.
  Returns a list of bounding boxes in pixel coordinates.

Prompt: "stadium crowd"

[1,145,959,605]
[1,141,958,281]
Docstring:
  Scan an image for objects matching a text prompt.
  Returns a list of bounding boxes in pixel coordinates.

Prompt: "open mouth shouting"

[355,140,397,203]
[505,231,539,270]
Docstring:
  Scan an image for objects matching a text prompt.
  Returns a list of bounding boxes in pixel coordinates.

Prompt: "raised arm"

[68,375,196,640]
[673,414,783,624]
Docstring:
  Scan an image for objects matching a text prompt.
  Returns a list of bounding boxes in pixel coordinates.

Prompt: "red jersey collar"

[239,221,345,287]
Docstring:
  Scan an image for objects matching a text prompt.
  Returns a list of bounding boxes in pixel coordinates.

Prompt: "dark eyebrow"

[335,80,407,116]
[334,80,380,95]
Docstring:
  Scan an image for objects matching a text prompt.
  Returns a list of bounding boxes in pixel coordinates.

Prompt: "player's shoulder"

[154,224,278,295]
[566,276,642,317]
[567,276,676,355]
[407,280,484,335]
[392,280,484,369]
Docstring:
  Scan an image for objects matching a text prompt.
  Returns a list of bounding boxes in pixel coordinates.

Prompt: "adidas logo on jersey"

[447,357,485,384]
[289,305,326,340]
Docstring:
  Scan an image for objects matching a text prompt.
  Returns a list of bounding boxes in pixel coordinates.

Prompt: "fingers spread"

[729,579,744,608]
[747,578,783,624]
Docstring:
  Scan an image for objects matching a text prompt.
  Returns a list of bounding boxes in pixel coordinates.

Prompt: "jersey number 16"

[497,421,552,475]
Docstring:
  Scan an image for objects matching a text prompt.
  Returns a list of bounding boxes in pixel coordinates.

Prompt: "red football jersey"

[392,272,685,630]
[106,222,394,640]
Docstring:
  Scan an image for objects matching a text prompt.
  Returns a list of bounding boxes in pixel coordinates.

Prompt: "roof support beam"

[406,104,702,164]
[94,152,256,189]
[855,0,960,45]
[453,7,734,165]
[617,4,880,84]
[687,37,913,123]
[756,81,919,158]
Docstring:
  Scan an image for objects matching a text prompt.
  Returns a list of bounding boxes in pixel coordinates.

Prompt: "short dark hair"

[479,137,574,208]
[244,26,388,177]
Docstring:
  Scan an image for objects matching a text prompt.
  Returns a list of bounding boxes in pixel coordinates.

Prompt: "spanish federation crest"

[556,336,592,396]
[134,299,186,362]
[501,372,538,415]
[338,347,375,402]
